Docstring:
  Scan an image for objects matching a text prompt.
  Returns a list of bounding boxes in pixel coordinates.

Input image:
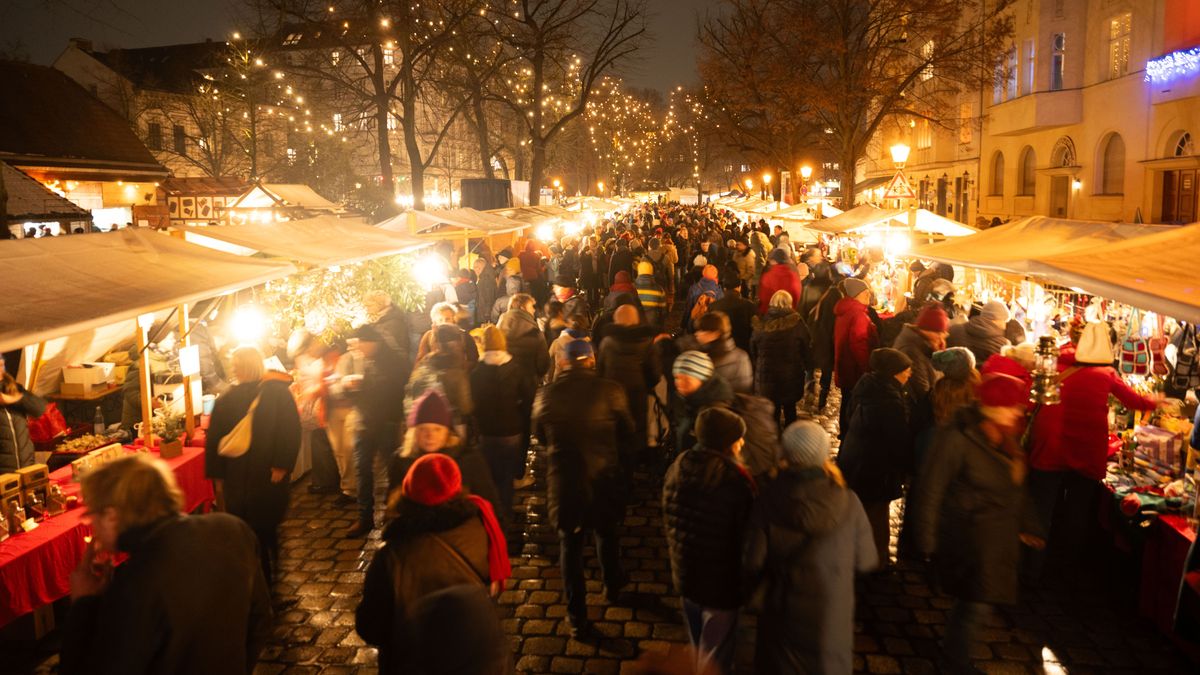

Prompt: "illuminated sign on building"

[1145,46,1200,84]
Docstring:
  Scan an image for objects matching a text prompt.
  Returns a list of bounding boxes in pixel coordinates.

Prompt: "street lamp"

[800,165,813,180]
[597,180,605,195]
[887,142,916,233]
[762,173,772,202]
[890,143,911,169]
[800,165,816,215]
[744,177,753,194]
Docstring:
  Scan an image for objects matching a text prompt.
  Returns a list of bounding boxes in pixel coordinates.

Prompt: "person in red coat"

[757,248,803,315]
[1027,322,1159,581]
[833,277,878,439]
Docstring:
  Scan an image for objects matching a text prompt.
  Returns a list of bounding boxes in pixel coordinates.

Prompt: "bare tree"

[490,0,648,205]
[700,0,1014,205]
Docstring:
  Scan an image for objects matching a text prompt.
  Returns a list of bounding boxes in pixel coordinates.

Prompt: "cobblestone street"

[250,399,1195,675]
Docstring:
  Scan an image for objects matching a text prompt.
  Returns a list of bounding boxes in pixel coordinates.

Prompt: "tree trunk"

[471,86,494,179]
[841,145,859,209]
[527,136,546,206]
[0,163,9,239]
[402,82,426,211]
[371,45,396,200]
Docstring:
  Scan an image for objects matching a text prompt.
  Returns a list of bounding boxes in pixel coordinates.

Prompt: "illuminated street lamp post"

[888,143,918,232]
[762,172,772,202]
[597,180,606,196]
[744,177,753,195]
[800,165,816,216]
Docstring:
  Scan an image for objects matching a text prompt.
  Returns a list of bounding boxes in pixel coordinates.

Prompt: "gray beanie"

[980,300,1010,326]
[781,421,830,468]
[841,277,870,299]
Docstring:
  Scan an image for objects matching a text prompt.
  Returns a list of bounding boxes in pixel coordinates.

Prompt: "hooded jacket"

[892,324,938,402]
[663,446,756,609]
[836,372,913,503]
[598,324,660,431]
[833,297,878,391]
[733,249,757,284]
[607,245,635,284]
[678,334,754,395]
[757,263,803,315]
[1,385,47,474]
[750,309,811,404]
[742,468,877,675]
[490,276,523,324]
[947,314,1010,365]
[498,307,549,384]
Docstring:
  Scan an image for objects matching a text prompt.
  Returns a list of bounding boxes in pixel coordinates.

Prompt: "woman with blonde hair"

[205,345,301,581]
[63,454,270,675]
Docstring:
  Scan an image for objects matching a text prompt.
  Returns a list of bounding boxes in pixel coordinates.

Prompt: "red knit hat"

[402,454,462,506]
[977,373,1028,408]
[407,390,453,428]
[915,304,950,333]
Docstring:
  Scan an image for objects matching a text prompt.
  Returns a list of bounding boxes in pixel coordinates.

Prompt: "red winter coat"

[757,263,803,315]
[1030,352,1157,480]
[833,297,878,391]
[518,242,543,281]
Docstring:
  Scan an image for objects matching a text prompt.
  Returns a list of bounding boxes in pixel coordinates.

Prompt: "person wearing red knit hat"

[356,453,511,674]
[911,372,1045,675]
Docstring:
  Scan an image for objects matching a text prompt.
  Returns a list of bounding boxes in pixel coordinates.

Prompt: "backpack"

[690,291,716,325]
[1118,309,1151,376]
[728,393,782,477]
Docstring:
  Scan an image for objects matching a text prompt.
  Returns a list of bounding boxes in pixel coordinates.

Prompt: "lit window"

[1175,132,1194,157]
[287,147,298,163]
[283,32,302,46]
[1006,49,1018,100]
[383,46,395,66]
[1108,13,1131,80]
[1050,33,1066,91]
[916,118,932,150]
[332,113,344,131]
[331,50,341,65]
[387,113,399,131]
[1018,147,1036,196]
[920,41,934,81]
[1022,40,1035,95]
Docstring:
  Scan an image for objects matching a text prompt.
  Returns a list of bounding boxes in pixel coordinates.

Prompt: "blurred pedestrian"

[833,278,878,438]
[750,290,811,428]
[670,351,735,454]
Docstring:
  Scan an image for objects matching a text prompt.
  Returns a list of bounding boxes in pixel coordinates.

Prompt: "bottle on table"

[93,406,105,435]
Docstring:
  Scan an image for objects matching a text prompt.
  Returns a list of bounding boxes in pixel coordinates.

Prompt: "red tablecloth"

[1140,514,1197,632]
[0,445,213,627]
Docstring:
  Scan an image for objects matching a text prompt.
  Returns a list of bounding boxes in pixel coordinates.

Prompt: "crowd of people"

[50,200,1169,675]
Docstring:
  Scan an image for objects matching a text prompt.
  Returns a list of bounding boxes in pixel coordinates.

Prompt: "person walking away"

[403,325,474,432]
[491,274,523,324]
[534,340,636,637]
[61,454,271,675]
[808,278,843,412]
[662,407,756,675]
[757,248,802,315]
[326,340,364,506]
[205,346,301,580]
[394,585,513,675]
[683,265,724,333]
[388,391,502,522]
[750,290,811,428]
[743,421,878,675]
[732,240,757,299]
[709,277,757,353]
[293,335,341,495]
[911,373,1045,674]
[546,317,589,384]
[836,348,914,569]
[499,293,549,449]
[474,257,499,328]
[0,371,47,473]
[647,236,678,312]
[598,305,660,468]
[947,300,1012,365]
[1028,322,1159,581]
[356,454,510,673]
[608,237,635,284]
[470,326,535,532]
[416,302,479,368]
[452,270,478,328]
[634,261,667,329]
[364,290,411,365]
[833,278,878,438]
[893,304,950,436]
[682,311,754,394]
[518,240,549,306]
[344,325,408,538]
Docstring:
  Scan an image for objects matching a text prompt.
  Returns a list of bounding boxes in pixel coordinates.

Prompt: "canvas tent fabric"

[806,205,905,234]
[226,183,343,212]
[179,216,427,266]
[851,209,977,237]
[1,162,91,223]
[0,228,295,353]
[1033,222,1200,323]
[911,216,1170,275]
[377,209,530,237]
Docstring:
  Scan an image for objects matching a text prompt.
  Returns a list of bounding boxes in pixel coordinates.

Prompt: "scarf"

[467,494,511,583]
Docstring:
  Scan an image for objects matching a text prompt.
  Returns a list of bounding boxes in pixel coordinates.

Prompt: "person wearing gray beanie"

[744,421,878,673]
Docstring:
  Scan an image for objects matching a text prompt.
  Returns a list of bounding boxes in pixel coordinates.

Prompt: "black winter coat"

[743,468,877,675]
[60,514,271,675]
[470,358,535,438]
[709,294,757,353]
[750,309,810,405]
[836,372,912,503]
[373,305,411,362]
[910,406,1043,605]
[499,308,549,383]
[205,374,302,531]
[810,284,842,371]
[662,446,756,609]
[892,324,937,432]
[356,347,409,426]
[608,247,635,284]
[671,374,735,454]
[597,324,660,432]
[475,264,499,327]
[534,369,635,532]
[0,385,47,473]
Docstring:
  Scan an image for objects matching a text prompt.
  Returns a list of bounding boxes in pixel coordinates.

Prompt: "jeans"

[773,398,799,428]
[558,524,622,623]
[355,419,399,525]
[308,428,340,490]
[943,600,989,673]
[682,598,739,675]
[480,434,524,528]
[1025,469,1098,581]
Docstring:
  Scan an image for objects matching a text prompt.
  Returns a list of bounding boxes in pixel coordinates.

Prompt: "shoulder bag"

[217,389,263,458]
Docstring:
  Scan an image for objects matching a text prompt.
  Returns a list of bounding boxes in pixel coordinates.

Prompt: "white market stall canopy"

[806,205,905,234]
[0,228,296,353]
[855,209,978,238]
[179,216,428,266]
[486,205,577,227]
[225,183,346,214]
[911,216,1171,276]
[377,208,528,238]
[1033,222,1200,323]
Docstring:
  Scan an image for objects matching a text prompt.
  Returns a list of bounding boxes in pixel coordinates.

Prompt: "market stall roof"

[857,209,977,237]
[806,204,905,234]
[486,205,568,227]
[376,208,528,238]
[911,216,1171,275]
[179,216,427,266]
[0,228,296,353]
[1034,222,1200,323]
[1,162,91,223]
[225,183,344,212]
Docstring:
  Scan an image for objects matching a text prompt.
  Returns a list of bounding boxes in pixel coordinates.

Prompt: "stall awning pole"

[135,314,156,449]
[177,303,196,441]
[26,341,45,391]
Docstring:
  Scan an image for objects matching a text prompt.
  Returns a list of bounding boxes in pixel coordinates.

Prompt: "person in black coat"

[750,290,811,428]
[809,279,844,411]
[662,407,756,675]
[607,237,636,284]
[469,326,536,529]
[709,277,757,353]
[473,258,499,328]
[1,372,48,473]
[597,305,660,467]
[836,348,913,570]
[63,454,271,675]
[533,340,635,636]
[205,346,302,580]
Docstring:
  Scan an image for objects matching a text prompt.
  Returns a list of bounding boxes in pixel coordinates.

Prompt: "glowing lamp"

[744,178,753,190]
[564,221,583,236]
[1072,179,1082,191]
[535,224,555,242]
[231,305,267,345]
[890,143,911,168]
[800,165,813,180]
[762,173,772,185]
[552,178,562,189]
[412,254,448,290]
[1030,335,1062,405]
[887,233,911,254]
[178,345,201,377]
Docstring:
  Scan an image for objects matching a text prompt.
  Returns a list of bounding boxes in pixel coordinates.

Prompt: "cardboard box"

[62,365,109,387]
[59,381,95,397]
[15,464,49,488]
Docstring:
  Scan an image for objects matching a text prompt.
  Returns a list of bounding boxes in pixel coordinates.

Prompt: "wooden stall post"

[26,341,45,391]
[177,303,196,441]
[135,313,156,449]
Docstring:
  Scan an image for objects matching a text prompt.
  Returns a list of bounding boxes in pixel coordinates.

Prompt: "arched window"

[1019,146,1037,196]
[1051,136,1076,167]
[1175,132,1194,157]
[1100,133,1125,194]
[990,152,1005,195]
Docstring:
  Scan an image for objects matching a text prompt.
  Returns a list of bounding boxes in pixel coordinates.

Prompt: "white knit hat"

[781,421,830,468]
[1075,322,1114,365]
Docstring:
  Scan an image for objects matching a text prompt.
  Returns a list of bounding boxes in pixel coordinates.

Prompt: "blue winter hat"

[672,350,714,383]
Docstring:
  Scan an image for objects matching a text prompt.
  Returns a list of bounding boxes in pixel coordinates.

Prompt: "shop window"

[1108,13,1132,80]
[916,118,932,150]
[1099,133,1125,194]
[147,122,162,151]
[1018,146,1036,196]
[1050,33,1066,91]
[173,124,187,156]
[990,151,1005,196]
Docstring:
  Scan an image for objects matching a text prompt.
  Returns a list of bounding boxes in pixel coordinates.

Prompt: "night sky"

[0,0,720,92]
